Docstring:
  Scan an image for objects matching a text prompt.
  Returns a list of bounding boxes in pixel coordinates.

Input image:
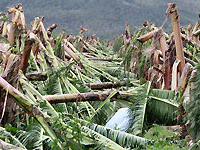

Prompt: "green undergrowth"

[144,124,188,150]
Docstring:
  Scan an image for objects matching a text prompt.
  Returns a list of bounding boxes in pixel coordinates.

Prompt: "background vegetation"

[0,0,200,39]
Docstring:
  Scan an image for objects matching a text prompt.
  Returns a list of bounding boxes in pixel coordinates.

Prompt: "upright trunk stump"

[0,54,20,126]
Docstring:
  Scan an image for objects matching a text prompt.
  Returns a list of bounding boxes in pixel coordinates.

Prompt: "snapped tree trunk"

[167,3,185,75]
[137,28,159,43]
[0,54,20,126]
[20,37,35,74]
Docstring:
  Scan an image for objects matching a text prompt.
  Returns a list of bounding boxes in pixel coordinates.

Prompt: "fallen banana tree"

[0,73,150,149]
[0,76,63,149]
[44,90,118,103]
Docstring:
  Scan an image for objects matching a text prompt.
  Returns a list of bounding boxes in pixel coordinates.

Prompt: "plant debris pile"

[0,3,200,150]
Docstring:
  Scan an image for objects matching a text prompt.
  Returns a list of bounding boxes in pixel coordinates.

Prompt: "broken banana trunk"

[43,90,119,103]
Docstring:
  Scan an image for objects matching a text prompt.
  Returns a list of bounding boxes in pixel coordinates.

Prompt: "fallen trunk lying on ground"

[84,81,137,90]
[43,90,118,103]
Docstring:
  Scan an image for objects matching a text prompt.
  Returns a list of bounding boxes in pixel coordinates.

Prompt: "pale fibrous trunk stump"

[0,53,20,126]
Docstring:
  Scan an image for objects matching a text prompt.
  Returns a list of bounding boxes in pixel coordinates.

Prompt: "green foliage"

[104,67,136,80]
[0,12,12,23]
[16,122,52,150]
[90,90,118,125]
[0,126,26,149]
[128,82,151,135]
[188,62,200,147]
[68,118,84,144]
[54,35,64,60]
[120,83,180,136]
[83,120,148,149]
[120,25,153,79]
[113,35,124,53]
[3,122,54,150]
[139,55,146,78]
[71,78,92,93]
[45,62,74,95]
[147,89,179,125]
[52,116,85,150]
[144,125,187,149]
[190,140,200,150]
